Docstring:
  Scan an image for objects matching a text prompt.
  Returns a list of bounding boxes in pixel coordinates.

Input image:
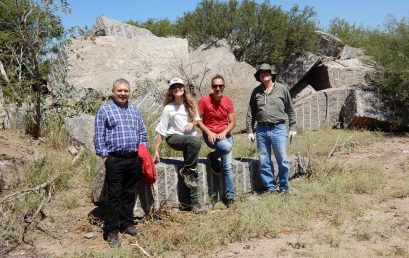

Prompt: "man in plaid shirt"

[94,78,147,247]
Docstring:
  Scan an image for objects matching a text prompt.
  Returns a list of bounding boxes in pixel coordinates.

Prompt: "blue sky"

[60,0,409,30]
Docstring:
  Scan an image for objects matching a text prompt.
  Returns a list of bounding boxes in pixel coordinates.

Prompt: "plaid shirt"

[94,100,147,157]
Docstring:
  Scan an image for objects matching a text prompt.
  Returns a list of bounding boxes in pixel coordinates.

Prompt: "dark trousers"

[166,134,201,206]
[104,155,142,233]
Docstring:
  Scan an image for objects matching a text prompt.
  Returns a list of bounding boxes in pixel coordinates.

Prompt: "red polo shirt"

[198,94,234,133]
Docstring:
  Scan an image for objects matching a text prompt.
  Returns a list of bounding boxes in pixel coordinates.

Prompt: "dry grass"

[2,126,408,257]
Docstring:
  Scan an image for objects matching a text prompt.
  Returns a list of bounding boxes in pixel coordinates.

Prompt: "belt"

[257,121,284,127]
[109,151,138,158]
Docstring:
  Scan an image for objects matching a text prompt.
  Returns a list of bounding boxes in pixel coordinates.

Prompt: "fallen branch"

[326,136,340,160]
[130,240,152,257]
[326,135,355,160]
[0,177,56,204]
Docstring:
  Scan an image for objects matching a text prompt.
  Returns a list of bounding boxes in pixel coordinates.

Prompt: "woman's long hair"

[163,87,196,121]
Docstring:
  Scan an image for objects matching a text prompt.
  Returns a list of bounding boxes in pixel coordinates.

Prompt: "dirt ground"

[3,132,409,257]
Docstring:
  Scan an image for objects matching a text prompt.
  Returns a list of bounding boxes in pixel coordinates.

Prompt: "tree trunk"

[0,60,10,83]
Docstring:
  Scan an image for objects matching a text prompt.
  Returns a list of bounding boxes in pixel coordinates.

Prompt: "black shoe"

[120,225,138,236]
[191,204,207,214]
[106,232,121,248]
[207,152,221,175]
[226,199,234,208]
[178,167,198,188]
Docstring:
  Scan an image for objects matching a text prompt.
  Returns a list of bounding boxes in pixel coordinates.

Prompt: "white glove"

[289,131,297,143]
[247,133,255,143]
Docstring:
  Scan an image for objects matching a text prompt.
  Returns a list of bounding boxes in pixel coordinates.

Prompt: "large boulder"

[339,45,364,60]
[315,31,345,57]
[340,89,394,129]
[278,51,320,90]
[92,16,154,38]
[66,34,189,91]
[64,113,95,149]
[189,40,257,133]
[294,88,352,130]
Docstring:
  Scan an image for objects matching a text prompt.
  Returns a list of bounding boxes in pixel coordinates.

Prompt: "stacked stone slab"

[321,59,371,89]
[92,155,311,215]
[339,89,394,129]
[285,31,374,130]
[294,88,352,130]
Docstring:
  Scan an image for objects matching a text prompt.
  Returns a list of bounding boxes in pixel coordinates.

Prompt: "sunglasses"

[211,84,225,89]
[171,84,184,90]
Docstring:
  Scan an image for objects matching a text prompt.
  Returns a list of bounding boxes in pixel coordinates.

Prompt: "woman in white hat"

[154,78,205,213]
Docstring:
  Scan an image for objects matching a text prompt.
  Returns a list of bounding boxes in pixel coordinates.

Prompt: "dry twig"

[130,240,152,257]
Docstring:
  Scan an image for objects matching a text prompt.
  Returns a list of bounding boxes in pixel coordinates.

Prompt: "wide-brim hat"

[168,77,185,88]
[254,63,277,82]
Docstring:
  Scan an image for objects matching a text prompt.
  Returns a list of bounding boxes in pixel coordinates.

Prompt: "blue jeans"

[204,135,235,200]
[256,123,290,192]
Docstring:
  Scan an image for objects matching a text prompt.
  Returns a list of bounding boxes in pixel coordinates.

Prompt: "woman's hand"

[185,122,194,131]
[154,150,160,164]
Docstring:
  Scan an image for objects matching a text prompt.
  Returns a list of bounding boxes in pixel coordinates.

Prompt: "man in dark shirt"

[94,78,147,247]
[246,64,296,194]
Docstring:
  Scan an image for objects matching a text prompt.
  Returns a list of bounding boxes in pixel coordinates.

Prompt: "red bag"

[138,144,157,185]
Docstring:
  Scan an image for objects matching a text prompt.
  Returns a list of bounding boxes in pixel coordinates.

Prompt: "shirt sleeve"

[94,107,108,157]
[137,111,148,146]
[228,97,235,114]
[246,88,257,134]
[284,88,297,132]
[155,106,170,136]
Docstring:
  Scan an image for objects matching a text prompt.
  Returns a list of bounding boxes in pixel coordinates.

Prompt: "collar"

[112,97,129,109]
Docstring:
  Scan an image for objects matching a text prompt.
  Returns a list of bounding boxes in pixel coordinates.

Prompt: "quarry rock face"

[66,35,189,91]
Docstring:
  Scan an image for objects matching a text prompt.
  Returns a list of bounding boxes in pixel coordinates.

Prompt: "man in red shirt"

[198,74,236,208]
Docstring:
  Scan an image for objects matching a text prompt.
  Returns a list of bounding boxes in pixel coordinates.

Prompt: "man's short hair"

[112,78,130,92]
[211,74,225,83]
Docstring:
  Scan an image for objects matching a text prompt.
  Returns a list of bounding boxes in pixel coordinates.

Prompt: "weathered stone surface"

[339,89,393,129]
[93,16,154,38]
[67,34,189,91]
[315,31,345,57]
[339,45,364,60]
[278,52,320,90]
[189,40,257,133]
[189,39,237,74]
[292,83,316,107]
[194,62,257,133]
[319,59,371,89]
[294,88,352,130]
[2,103,30,132]
[0,85,3,108]
[64,113,95,149]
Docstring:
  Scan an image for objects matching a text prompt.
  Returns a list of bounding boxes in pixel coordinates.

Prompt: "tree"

[365,17,409,113]
[0,0,68,138]
[327,17,368,47]
[128,18,179,37]
[177,0,318,66]
[127,1,317,67]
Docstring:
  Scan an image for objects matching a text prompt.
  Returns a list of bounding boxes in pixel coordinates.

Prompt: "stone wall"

[294,88,352,130]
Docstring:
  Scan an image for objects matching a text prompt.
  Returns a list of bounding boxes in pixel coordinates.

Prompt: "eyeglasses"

[211,84,225,89]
